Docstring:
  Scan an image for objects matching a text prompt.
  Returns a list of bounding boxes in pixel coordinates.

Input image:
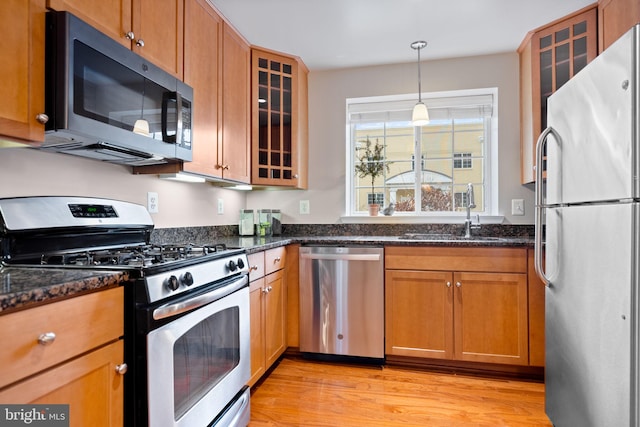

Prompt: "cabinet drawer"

[265,247,286,274]
[385,246,527,273]
[248,252,265,281]
[0,287,124,389]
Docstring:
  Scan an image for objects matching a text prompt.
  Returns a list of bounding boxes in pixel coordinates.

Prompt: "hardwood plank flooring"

[249,357,551,427]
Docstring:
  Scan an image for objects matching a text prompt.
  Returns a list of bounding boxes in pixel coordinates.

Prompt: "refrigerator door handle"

[534,126,561,285]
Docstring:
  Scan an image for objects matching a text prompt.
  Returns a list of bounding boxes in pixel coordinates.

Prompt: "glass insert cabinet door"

[252,49,299,186]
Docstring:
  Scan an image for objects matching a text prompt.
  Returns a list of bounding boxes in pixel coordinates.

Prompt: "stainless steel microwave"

[43,11,193,166]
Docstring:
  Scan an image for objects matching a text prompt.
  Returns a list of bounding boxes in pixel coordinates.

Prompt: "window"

[346,88,497,217]
[453,153,472,169]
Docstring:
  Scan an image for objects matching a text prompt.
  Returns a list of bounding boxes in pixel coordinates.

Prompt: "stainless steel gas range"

[0,196,251,427]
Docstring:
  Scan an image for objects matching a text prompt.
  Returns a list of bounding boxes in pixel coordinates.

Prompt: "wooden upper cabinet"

[220,23,251,183]
[47,0,184,78]
[181,0,222,177]
[599,0,640,51]
[251,47,309,188]
[0,0,47,144]
[519,5,597,184]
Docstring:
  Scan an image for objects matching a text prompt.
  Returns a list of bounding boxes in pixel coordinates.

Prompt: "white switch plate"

[147,192,159,213]
[299,200,310,215]
[217,198,224,214]
[511,199,525,216]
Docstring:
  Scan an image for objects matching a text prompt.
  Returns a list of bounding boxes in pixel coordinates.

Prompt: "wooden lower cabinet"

[0,287,125,426]
[248,247,287,386]
[0,340,124,427]
[385,246,530,366]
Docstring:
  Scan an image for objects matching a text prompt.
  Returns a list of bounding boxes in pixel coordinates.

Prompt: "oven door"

[146,276,250,427]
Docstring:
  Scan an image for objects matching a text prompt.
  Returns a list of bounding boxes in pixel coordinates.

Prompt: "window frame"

[344,88,499,222]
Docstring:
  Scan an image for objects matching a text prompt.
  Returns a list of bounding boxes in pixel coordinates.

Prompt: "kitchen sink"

[398,233,508,241]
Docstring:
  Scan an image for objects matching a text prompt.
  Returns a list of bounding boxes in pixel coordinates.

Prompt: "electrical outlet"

[299,200,310,215]
[147,192,159,213]
[511,199,525,216]
[217,198,224,214]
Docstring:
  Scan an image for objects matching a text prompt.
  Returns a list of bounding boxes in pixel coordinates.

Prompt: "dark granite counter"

[0,266,129,315]
[0,229,534,314]
[216,234,534,253]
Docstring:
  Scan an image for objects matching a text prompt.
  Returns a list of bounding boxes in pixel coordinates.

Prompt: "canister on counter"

[239,209,254,236]
[271,209,282,235]
[256,209,272,236]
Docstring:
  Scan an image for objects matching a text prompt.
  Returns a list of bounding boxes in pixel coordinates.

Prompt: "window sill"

[340,215,505,224]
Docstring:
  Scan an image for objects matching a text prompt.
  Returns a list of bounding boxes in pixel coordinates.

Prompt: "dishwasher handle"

[299,253,381,262]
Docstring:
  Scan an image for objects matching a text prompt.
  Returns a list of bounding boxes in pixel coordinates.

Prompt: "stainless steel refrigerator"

[535,24,640,427]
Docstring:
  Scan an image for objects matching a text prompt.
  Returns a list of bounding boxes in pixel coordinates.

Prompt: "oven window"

[173,306,240,420]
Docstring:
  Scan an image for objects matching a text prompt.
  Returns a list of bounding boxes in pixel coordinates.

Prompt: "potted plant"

[355,137,389,216]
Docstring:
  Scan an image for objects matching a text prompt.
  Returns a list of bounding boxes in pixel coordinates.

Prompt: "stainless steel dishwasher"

[299,246,384,361]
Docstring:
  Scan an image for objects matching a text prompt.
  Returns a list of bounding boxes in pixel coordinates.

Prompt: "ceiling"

[208,0,595,71]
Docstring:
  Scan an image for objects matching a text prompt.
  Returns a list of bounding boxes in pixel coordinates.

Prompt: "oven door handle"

[152,274,248,320]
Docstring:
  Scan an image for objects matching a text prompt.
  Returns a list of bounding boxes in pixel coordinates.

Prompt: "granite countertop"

[0,266,129,315]
[0,234,533,315]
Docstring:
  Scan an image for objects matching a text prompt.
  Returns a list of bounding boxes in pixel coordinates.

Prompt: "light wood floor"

[249,357,551,427]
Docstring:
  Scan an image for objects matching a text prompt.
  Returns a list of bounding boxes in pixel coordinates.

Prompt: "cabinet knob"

[35,113,49,124]
[115,363,128,375]
[455,282,462,288]
[124,31,135,40]
[446,281,451,288]
[262,286,273,294]
[136,39,145,47]
[250,265,258,272]
[37,332,56,345]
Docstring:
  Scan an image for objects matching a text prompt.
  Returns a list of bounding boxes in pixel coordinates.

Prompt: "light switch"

[511,199,525,216]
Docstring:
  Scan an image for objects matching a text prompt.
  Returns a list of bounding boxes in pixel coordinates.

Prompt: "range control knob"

[166,275,179,291]
[237,258,245,270]
[181,272,194,287]
[228,260,237,272]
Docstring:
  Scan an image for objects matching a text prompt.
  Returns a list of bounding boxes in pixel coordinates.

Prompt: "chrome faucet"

[464,183,480,238]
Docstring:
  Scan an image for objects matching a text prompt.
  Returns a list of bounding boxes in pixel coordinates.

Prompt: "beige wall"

[0,51,534,229]
[0,147,246,229]
[247,51,535,225]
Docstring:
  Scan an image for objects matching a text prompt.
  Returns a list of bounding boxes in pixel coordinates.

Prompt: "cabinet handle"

[215,164,229,170]
[35,113,49,124]
[250,265,258,272]
[446,281,451,288]
[37,332,56,345]
[136,38,145,47]
[273,257,281,263]
[124,31,135,40]
[455,282,462,288]
[262,286,273,294]
[115,363,128,375]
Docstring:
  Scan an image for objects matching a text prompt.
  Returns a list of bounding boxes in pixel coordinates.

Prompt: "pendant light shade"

[411,40,429,126]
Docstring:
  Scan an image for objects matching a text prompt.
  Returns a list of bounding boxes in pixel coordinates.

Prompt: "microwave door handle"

[161,91,181,144]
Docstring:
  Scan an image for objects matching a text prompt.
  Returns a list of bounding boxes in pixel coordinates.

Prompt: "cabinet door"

[249,277,265,386]
[453,272,529,365]
[47,0,132,49]
[183,0,222,177]
[0,340,124,427]
[252,48,307,188]
[220,23,251,183]
[519,6,597,183]
[599,0,640,51]
[132,0,183,77]
[0,0,46,143]
[264,269,286,367]
[385,270,454,359]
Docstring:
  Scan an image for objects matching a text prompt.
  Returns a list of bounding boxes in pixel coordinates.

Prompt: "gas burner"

[35,243,231,268]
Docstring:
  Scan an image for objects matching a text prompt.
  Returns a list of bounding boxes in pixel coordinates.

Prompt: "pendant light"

[411,40,430,126]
